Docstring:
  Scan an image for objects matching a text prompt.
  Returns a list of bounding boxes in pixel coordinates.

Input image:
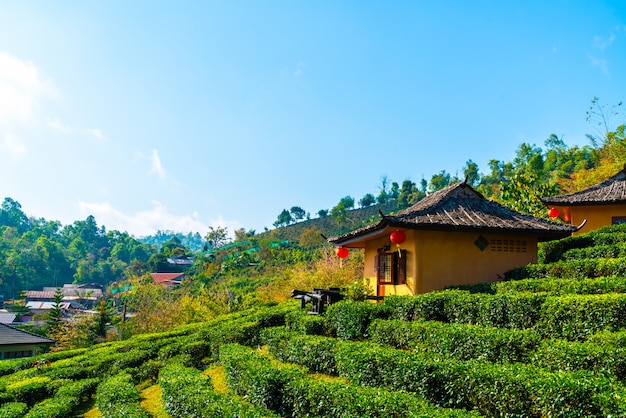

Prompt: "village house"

[328,181,577,296]
[541,165,626,235]
[150,272,185,287]
[0,323,54,360]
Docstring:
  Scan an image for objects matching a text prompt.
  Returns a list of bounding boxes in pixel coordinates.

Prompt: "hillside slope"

[3,224,626,416]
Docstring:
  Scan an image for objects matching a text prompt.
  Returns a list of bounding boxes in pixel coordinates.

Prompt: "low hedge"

[325,300,387,340]
[332,340,626,416]
[159,361,278,417]
[531,339,626,380]
[539,224,626,263]
[505,257,626,281]
[221,342,479,417]
[24,377,99,418]
[261,327,339,374]
[368,319,541,363]
[0,402,28,418]
[539,293,626,341]
[95,372,150,418]
[495,275,626,295]
[380,291,546,330]
[284,309,329,336]
[219,343,306,416]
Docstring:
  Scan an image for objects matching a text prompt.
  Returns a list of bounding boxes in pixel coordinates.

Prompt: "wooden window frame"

[375,248,406,285]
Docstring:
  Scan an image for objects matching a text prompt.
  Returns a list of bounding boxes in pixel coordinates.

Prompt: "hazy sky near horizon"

[1,1,625,237]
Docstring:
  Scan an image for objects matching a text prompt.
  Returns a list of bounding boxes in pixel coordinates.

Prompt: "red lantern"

[336,247,349,259]
[548,207,560,218]
[390,230,406,245]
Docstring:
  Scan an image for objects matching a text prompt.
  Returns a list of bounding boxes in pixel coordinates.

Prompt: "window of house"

[375,247,406,285]
[3,350,32,359]
[613,216,626,225]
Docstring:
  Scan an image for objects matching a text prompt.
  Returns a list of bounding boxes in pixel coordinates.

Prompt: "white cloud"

[0,51,55,125]
[77,200,210,237]
[593,34,615,51]
[49,118,107,142]
[149,149,166,179]
[587,53,609,74]
[0,133,27,158]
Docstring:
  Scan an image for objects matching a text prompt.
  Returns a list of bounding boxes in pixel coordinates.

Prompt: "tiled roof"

[330,182,576,244]
[0,323,54,346]
[0,313,17,324]
[542,166,626,206]
[25,291,56,300]
[150,273,184,286]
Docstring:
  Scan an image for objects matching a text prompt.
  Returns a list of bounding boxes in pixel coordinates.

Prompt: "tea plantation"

[3,224,626,417]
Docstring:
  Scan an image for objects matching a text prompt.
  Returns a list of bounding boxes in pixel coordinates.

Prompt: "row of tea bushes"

[159,361,277,418]
[262,329,626,416]
[24,377,99,418]
[505,257,626,281]
[0,301,295,417]
[367,320,626,380]
[539,224,626,263]
[494,275,626,295]
[219,342,480,418]
[320,291,626,341]
[95,372,150,418]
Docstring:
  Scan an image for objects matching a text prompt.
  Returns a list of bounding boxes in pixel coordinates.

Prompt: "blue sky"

[0,1,624,237]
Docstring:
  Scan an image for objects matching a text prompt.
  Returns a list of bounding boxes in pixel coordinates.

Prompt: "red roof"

[150,273,184,286]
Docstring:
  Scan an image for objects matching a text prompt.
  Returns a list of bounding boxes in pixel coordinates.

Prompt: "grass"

[140,383,170,418]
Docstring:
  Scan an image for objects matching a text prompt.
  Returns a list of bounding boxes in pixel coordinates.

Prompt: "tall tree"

[273,209,293,228]
[359,193,375,208]
[290,206,306,222]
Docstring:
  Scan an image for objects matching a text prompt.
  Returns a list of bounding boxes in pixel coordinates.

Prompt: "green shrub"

[332,340,625,416]
[219,343,306,416]
[539,294,626,340]
[285,373,481,417]
[532,339,626,380]
[325,300,385,340]
[261,327,339,374]
[0,402,28,418]
[285,309,329,335]
[368,319,541,363]
[159,362,277,418]
[4,376,53,405]
[496,275,626,295]
[95,372,149,418]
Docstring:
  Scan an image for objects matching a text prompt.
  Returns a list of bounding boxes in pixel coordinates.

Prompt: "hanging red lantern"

[390,230,406,245]
[336,247,349,259]
[548,207,560,218]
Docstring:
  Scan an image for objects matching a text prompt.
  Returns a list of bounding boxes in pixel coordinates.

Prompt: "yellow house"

[541,165,626,235]
[329,181,576,296]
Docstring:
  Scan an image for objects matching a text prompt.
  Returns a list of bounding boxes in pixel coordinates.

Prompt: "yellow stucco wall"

[364,228,538,295]
[554,204,626,235]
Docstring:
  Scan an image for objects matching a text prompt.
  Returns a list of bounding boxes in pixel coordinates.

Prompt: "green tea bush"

[332,340,626,416]
[368,319,541,363]
[532,339,626,380]
[24,378,99,418]
[285,309,329,335]
[261,327,339,374]
[95,372,150,418]
[219,343,307,416]
[325,300,386,340]
[284,372,481,417]
[0,402,28,418]
[539,294,626,340]
[3,376,53,406]
[159,362,277,417]
[496,275,626,295]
